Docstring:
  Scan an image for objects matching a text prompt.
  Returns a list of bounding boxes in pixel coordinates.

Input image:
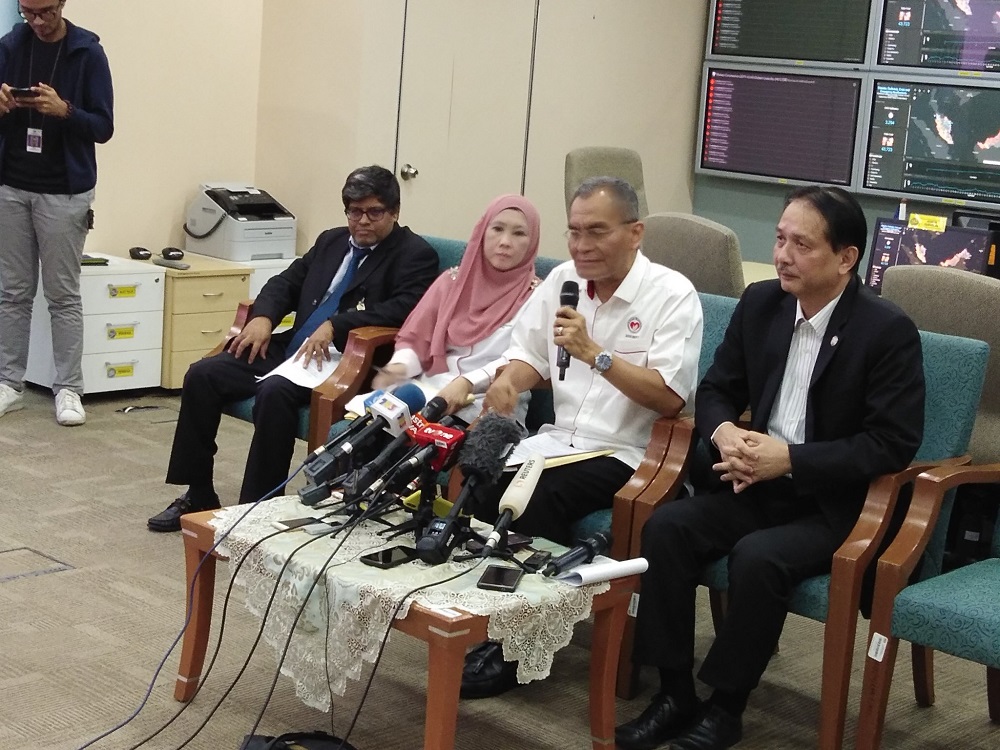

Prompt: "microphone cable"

[125,496,354,749]
[75,456,319,750]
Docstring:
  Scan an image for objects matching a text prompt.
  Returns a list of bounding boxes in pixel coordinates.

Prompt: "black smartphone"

[477,564,525,593]
[270,516,336,535]
[360,545,418,569]
[10,87,38,98]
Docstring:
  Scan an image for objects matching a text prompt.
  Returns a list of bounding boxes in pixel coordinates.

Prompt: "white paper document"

[257,348,342,389]
[554,555,648,587]
[505,432,613,467]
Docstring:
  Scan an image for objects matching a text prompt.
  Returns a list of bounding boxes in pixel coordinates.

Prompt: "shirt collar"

[348,237,378,253]
[794,289,843,339]
[585,250,648,303]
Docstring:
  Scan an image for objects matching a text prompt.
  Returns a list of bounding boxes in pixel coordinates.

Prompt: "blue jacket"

[0,19,114,193]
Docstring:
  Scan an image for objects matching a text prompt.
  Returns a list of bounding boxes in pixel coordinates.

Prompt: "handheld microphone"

[556,280,579,381]
[303,383,426,487]
[541,531,612,577]
[482,453,544,555]
[364,420,467,502]
[416,413,523,564]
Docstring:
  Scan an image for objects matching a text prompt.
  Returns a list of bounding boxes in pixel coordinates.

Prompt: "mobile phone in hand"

[10,87,39,99]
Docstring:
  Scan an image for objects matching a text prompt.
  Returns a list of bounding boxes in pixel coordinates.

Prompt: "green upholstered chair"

[641,213,745,298]
[696,330,988,750]
[564,146,648,218]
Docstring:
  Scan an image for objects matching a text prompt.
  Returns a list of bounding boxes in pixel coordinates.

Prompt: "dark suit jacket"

[250,223,439,353]
[696,275,925,536]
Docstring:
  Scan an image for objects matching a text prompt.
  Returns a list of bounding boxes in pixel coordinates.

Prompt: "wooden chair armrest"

[307,326,400,450]
[609,417,696,560]
[205,299,255,358]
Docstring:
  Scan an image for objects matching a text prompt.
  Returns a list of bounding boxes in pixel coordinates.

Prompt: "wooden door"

[394,0,537,241]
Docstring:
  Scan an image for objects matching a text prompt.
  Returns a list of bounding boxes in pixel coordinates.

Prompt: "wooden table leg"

[422,624,475,750]
[589,583,632,750]
[174,522,218,702]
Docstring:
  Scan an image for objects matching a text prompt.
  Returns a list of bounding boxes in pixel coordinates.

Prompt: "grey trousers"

[0,185,94,394]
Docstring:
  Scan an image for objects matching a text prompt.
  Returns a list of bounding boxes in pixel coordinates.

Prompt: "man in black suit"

[616,186,925,750]
[148,165,438,532]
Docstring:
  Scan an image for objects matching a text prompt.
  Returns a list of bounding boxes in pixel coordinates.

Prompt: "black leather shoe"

[460,641,518,699]
[668,705,742,750]
[615,694,700,750]
[147,493,221,533]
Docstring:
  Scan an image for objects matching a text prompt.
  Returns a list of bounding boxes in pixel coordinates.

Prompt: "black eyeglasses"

[19,2,64,21]
[345,206,389,222]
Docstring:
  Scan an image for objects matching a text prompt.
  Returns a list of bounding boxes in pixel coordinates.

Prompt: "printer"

[183,183,297,261]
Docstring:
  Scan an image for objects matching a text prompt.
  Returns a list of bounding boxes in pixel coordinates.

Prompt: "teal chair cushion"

[890,558,1000,669]
[222,391,311,441]
[701,329,990,623]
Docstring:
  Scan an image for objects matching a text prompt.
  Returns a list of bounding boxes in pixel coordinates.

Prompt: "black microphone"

[541,531,612,577]
[416,413,523,564]
[556,280,579,381]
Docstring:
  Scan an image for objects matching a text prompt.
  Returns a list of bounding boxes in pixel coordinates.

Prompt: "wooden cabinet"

[160,254,250,389]
[25,254,166,394]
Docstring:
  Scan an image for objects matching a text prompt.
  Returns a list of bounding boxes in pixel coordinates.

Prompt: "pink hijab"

[395,194,541,376]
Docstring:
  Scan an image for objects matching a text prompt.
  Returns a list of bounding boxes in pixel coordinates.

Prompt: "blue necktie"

[287,245,369,356]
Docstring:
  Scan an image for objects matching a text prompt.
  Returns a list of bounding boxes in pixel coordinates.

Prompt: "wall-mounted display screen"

[709,0,872,64]
[863,79,1000,205]
[698,67,863,186]
[878,0,1000,73]
[865,217,992,292]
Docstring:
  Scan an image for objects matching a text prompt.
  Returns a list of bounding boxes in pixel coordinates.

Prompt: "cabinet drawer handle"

[201,329,223,335]
[202,292,224,297]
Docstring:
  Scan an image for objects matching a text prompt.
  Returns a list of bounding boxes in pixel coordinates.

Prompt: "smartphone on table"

[359,545,419,569]
[270,516,336,535]
[477,564,525,593]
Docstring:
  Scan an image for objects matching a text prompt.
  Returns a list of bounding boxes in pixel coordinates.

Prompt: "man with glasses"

[0,0,113,425]
[148,165,437,532]
[448,176,703,698]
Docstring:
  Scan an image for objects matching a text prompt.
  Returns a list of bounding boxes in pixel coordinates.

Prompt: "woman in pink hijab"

[373,194,541,423]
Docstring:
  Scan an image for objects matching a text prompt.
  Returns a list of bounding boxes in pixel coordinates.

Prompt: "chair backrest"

[697,292,740,381]
[882,266,1000,464]
[642,213,745,298]
[564,147,648,218]
[913,329,990,579]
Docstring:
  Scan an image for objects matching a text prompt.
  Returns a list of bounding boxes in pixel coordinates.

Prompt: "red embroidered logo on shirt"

[627,316,642,333]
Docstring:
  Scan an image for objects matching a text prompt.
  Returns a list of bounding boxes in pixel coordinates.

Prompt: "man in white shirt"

[454,176,703,698]
[617,186,925,750]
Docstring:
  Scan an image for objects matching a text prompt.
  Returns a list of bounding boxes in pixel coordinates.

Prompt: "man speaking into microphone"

[445,177,703,698]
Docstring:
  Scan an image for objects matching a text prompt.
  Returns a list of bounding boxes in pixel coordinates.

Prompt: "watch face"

[595,351,613,373]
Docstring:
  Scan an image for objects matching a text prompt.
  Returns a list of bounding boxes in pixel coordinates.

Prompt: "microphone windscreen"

[390,382,427,415]
[458,412,523,483]
[559,280,580,308]
[498,453,544,519]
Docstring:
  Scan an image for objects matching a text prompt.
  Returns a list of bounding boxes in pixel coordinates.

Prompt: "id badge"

[26,127,42,154]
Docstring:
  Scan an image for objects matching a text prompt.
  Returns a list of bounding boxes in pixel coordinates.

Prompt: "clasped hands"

[712,422,792,493]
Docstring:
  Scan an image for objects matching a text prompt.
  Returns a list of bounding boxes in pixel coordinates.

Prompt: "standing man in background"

[0,0,114,425]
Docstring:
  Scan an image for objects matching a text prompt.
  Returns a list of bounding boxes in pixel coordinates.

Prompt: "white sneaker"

[0,383,25,417]
[55,388,86,426]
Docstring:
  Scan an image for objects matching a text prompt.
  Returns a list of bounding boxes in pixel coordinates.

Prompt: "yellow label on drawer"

[106,325,135,340]
[107,284,137,298]
[106,363,134,378]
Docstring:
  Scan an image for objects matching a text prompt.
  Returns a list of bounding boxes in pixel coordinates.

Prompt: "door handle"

[400,163,419,181]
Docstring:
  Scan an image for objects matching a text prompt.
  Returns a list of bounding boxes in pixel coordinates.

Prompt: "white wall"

[67,0,264,254]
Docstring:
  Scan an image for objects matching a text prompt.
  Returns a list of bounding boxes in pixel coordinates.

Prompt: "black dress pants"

[632,478,845,693]
[164,347,311,504]
[474,456,634,547]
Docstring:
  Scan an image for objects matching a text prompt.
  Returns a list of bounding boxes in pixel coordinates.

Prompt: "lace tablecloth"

[209,496,610,711]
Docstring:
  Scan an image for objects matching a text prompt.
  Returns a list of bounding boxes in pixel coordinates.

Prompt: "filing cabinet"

[160,254,250,388]
[25,253,165,393]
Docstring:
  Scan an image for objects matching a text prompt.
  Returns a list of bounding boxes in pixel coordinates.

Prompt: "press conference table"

[174,509,637,750]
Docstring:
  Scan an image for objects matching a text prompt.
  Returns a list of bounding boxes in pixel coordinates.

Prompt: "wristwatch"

[593,350,613,374]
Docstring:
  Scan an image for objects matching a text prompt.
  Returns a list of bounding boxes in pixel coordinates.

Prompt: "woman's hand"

[373,363,407,391]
